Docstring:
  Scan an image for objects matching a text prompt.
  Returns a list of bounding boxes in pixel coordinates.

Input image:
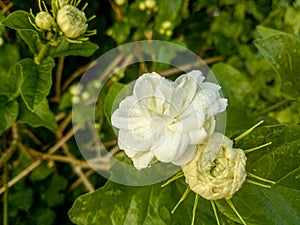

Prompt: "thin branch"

[0,124,18,167]
[0,1,13,14]
[160,56,223,77]
[62,62,93,91]
[47,125,80,154]
[58,112,73,133]
[54,56,65,101]
[0,160,42,195]
[0,125,81,195]
[68,169,94,191]
[3,165,8,225]
[28,148,109,171]
[73,165,95,192]
[22,128,43,146]
[56,126,96,192]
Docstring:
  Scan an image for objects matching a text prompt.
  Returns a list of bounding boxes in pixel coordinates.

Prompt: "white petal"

[172,144,197,165]
[152,132,189,163]
[131,150,156,170]
[188,128,207,145]
[118,129,153,152]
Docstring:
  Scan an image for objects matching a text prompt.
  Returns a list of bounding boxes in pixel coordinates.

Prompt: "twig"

[47,125,80,154]
[56,124,96,192]
[0,125,81,196]
[108,0,123,21]
[73,166,95,192]
[0,124,18,167]
[0,160,42,195]
[28,148,109,171]
[68,169,94,191]
[22,128,43,146]
[62,62,93,91]
[58,112,73,133]
[3,165,8,225]
[0,1,13,15]
[160,56,223,77]
[54,56,65,102]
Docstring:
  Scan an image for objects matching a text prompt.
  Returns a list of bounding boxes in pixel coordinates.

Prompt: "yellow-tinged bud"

[57,5,88,39]
[35,11,55,31]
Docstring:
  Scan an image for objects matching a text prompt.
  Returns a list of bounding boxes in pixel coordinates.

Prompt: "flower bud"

[57,5,88,38]
[182,133,247,200]
[35,11,55,31]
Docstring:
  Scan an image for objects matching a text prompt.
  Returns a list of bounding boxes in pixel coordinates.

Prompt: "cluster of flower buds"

[31,0,96,43]
[112,70,247,200]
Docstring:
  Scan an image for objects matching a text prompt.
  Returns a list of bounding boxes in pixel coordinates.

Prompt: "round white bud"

[35,11,55,31]
[57,5,88,39]
[182,133,247,200]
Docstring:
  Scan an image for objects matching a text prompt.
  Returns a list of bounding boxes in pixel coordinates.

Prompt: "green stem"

[171,186,190,214]
[211,201,220,225]
[34,44,49,64]
[191,194,199,225]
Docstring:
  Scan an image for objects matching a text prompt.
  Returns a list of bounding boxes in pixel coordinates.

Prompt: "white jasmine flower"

[35,11,55,31]
[57,5,88,38]
[182,133,247,200]
[111,70,227,170]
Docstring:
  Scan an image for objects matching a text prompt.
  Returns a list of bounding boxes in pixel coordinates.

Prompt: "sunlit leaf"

[48,38,99,57]
[0,100,18,135]
[18,98,57,131]
[255,30,300,100]
[216,125,300,224]
[19,57,55,111]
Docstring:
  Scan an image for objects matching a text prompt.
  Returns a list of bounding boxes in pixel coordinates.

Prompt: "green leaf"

[103,82,126,125]
[42,174,68,207]
[210,63,258,135]
[20,57,55,111]
[0,100,18,135]
[18,98,58,131]
[69,178,237,225]
[48,38,99,57]
[8,188,34,212]
[216,125,300,224]
[1,10,35,30]
[35,208,56,225]
[0,44,20,76]
[255,31,300,100]
[19,29,43,55]
[0,46,22,103]
[29,162,53,182]
[106,22,131,44]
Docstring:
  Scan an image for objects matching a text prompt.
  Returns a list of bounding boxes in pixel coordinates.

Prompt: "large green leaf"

[0,100,19,135]
[1,10,43,55]
[18,98,57,131]
[210,63,258,135]
[19,29,43,55]
[48,38,99,57]
[255,30,300,100]
[19,57,55,111]
[216,125,300,224]
[1,10,35,30]
[68,179,223,225]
